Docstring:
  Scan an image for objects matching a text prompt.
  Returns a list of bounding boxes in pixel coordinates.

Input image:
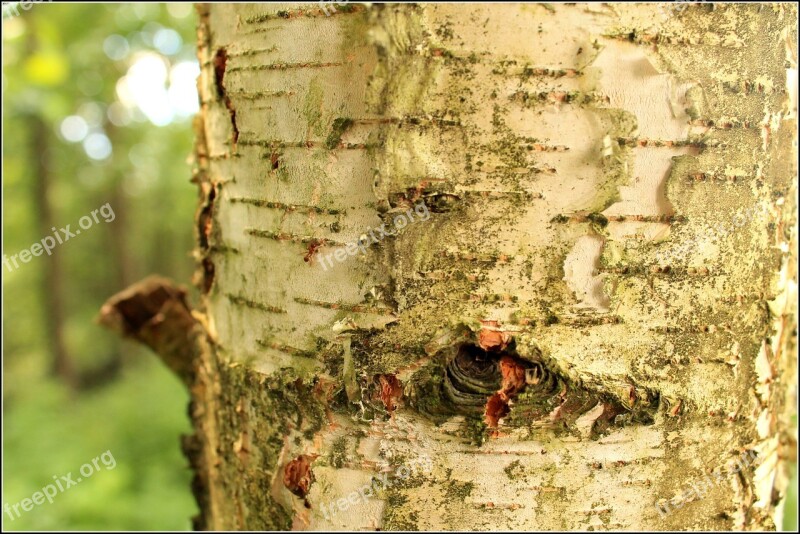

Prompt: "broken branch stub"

[97,275,202,386]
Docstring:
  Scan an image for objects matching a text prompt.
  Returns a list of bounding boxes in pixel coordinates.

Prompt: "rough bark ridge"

[179,3,796,530]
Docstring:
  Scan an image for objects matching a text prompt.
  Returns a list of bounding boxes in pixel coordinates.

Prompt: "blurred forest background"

[3,3,199,530]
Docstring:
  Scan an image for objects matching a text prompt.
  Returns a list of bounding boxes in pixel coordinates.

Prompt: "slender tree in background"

[102,3,797,530]
[31,114,76,387]
[22,21,75,387]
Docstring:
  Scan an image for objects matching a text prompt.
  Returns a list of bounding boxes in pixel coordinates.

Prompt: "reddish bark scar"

[303,239,325,264]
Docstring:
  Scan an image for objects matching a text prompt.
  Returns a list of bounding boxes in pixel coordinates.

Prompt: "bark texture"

[133,3,800,530]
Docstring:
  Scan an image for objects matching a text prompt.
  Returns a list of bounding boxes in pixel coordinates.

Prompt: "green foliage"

[3,3,199,530]
[786,460,798,531]
[784,414,798,531]
[3,356,196,531]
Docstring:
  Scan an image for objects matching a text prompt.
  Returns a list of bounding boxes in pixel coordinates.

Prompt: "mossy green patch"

[325,118,354,150]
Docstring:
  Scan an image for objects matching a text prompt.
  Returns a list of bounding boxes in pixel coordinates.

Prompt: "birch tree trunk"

[102,2,797,530]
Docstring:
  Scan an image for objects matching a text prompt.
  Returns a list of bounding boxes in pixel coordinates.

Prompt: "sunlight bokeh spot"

[60,115,89,143]
[83,132,112,161]
[102,34,130,61]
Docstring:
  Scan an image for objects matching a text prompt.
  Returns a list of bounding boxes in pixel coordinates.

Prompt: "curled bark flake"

[499,355,527,398]
[283,454,316,505]
[485,393,511,428]
[478,320,513,352]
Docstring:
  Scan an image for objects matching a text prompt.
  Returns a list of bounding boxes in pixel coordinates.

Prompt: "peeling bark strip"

[97,275,201,385]
[180,3,796,530]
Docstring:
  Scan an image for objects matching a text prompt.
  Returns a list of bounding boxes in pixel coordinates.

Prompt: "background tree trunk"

[109,3,797,530]
[30,114,76,388]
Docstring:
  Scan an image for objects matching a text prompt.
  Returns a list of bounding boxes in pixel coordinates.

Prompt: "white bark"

[187,3,797,530]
